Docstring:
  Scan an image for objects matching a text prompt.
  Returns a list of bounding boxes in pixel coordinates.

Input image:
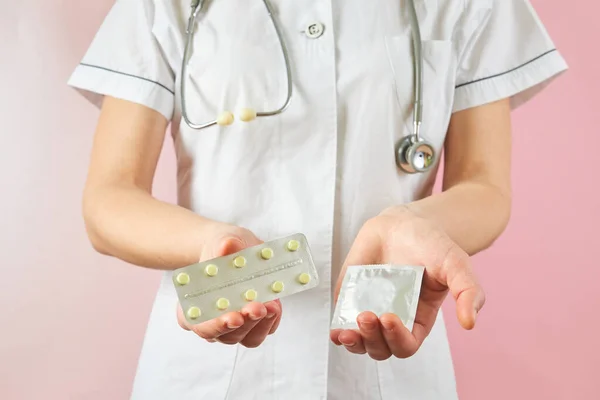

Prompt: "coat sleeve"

[67,0,175,120]
[452,0,568,113]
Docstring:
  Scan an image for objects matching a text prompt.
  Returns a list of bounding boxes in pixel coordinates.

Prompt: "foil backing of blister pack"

[331,265,425,332]
[172,233,319,324]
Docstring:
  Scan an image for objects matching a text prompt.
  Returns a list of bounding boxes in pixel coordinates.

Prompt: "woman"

[68,0,567,399]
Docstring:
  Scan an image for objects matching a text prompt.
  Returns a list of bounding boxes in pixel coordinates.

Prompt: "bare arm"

[84,96,283,345]
[405,98,512,255]
[330,99,509,356]
[83,96,224,269]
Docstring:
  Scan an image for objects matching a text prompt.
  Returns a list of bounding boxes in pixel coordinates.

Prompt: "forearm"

[404,181,511,255]
[83,183,214,269]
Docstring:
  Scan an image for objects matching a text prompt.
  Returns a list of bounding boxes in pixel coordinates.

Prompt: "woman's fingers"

[266,300,283,334]
[217,302,267,344]
[177,303,245,336]
[190,312,245,340]
[331,313,422,360]
[337,330,366,355]
[330,329,343,346]
[240,301,281,347]
[379,313,419,358]
[357,312,391,361]
[178,300,283,348]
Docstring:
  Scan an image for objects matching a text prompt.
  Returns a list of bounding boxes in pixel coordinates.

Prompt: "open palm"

[330,207,485,360]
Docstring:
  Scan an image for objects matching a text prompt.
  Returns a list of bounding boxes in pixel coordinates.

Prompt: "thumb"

[201,226,263,261]
[216,234,262,257]
[442,248,486,330]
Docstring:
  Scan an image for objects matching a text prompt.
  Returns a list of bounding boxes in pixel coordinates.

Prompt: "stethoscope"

[181,0,436,174]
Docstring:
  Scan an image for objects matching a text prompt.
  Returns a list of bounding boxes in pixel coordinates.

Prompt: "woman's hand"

[177,225,282,348]
[330,206,485,360]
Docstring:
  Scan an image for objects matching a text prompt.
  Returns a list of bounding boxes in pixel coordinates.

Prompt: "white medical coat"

[68,1,567,399]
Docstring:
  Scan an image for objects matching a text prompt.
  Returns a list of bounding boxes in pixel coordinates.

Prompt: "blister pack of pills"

[331,265,425,332]
[173,233,319,324]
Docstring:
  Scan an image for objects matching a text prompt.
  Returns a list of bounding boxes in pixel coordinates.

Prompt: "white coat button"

[305,22,324,39]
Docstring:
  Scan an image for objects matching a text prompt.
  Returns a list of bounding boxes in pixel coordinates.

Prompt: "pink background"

[1,1,597,399]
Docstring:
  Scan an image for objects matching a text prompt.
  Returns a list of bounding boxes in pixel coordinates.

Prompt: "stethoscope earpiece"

[183,0,432,175]
[396,135,436,174]
[181,0,292,130]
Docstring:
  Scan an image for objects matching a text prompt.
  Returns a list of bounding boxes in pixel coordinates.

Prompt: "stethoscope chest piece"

[184,0,435,176]
[396,135,436,174]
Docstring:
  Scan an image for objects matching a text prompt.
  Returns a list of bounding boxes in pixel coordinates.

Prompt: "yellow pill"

[239,108,257,122]
[260,247,274,260]
[298,273,311,285]
[271,281,285,293]
[244,289,258,302]
[216,111,234,126]
[187,306,201,319]
[286,240,300,252]
[175,272,190,285]
[216,298,230,310]
[233,256,246,268]
[204,264,218,277]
